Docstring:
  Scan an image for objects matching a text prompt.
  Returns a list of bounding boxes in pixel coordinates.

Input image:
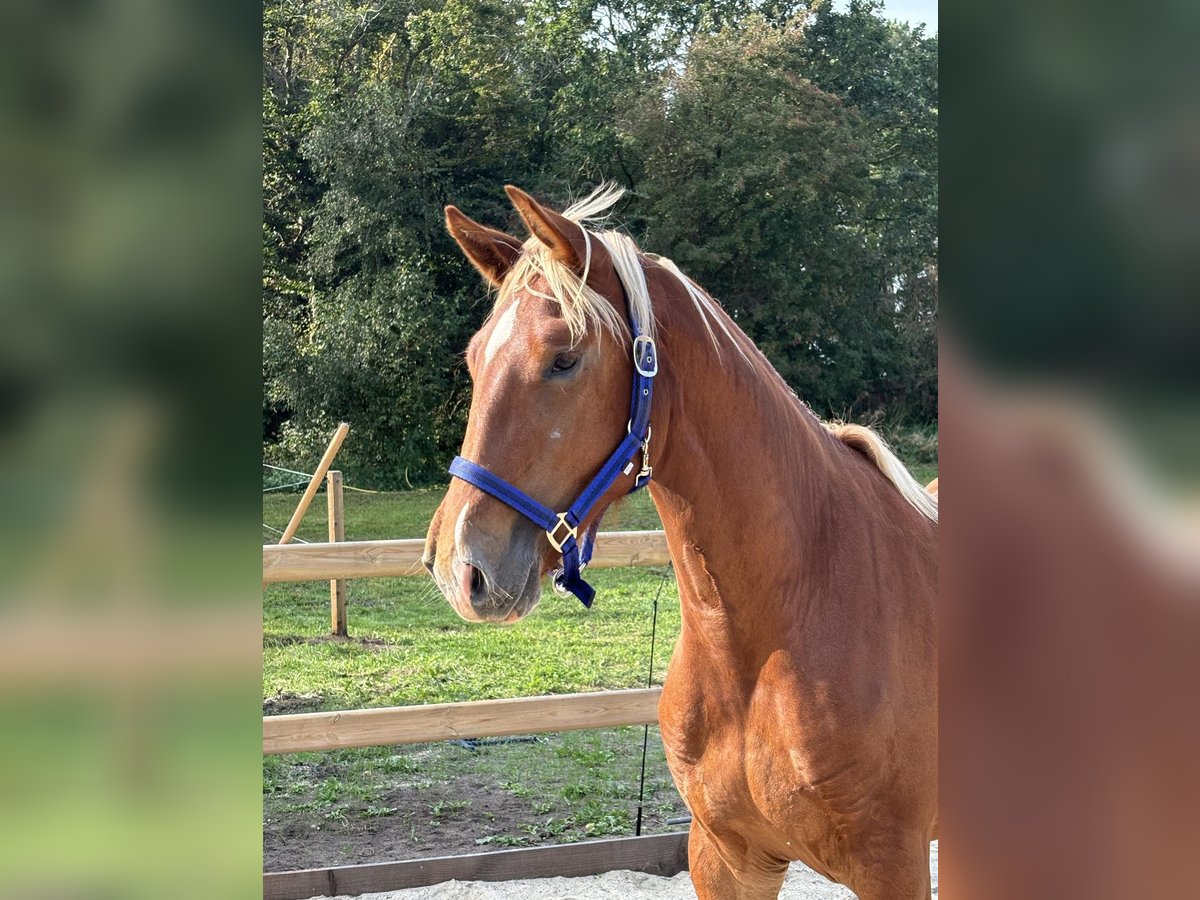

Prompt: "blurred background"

[942,0,1200,896]
[0,0,262,897]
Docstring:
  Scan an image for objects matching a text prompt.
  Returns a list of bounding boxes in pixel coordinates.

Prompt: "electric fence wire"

[262,522,309,544]
[263,463,380,494]
[263,479,310,492]
[634,564,671,837]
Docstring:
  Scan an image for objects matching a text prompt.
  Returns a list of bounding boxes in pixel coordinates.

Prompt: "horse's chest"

[659,657,874,859]
[662,679,789,811]
[664,715,851,875]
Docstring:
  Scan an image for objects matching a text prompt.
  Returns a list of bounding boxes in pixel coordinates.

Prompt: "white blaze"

[484,300,520,365]
[454,504,471,559]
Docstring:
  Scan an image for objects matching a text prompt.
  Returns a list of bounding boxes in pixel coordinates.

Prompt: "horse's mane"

[495,184,938,525]
[826,424,939,523]
[496,184,743,360]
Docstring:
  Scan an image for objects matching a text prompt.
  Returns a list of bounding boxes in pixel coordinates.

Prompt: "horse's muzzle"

[424,529,541,624]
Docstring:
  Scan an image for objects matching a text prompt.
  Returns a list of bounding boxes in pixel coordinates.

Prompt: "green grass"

[263,447,935,865]
[264,489,683,864]
[911,464,937,487]
[263,564,679,710]
[263,488,673,710]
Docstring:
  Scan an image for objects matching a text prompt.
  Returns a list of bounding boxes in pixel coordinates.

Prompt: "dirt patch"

[265,774,551,872]
[264,735,935,898]
[263,732,689,874]
[263,692,325,715]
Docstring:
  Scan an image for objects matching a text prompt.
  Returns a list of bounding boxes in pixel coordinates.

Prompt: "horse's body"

[425,186,937,899]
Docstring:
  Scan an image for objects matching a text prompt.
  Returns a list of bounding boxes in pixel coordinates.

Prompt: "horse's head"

[423,186,646,623]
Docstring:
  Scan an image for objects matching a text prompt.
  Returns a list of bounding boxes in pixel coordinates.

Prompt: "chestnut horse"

[423,185,937,899]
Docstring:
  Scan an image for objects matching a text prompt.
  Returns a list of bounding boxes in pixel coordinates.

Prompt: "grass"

[263,563,679,710]
[263,439,935,866]
[263,728,682,859]
[263,488,673,711]
[882,423,939,480]
[263,488,683,866]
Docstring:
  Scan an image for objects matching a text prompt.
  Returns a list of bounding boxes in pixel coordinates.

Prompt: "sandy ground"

[330,842,937,900]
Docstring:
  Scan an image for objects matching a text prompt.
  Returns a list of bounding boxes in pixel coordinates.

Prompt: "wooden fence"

[263,520,680,898]
[263,529,671,584]
[265,687,663,755]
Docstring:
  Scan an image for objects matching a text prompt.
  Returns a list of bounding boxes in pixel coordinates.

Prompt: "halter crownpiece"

[448,310,657,608]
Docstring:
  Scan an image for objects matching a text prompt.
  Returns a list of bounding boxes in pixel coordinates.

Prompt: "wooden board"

[263,831,689,900]
[263,530,671,584]
[264,687,663,755]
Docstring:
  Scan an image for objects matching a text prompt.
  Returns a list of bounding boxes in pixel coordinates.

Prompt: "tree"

[801,0,939,418]
[261,0,938,486]
[622,16,911,418]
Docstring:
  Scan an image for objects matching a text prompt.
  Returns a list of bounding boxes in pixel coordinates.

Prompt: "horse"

[423,184,938,899]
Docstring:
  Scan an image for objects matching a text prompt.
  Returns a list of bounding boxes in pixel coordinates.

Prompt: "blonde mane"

[827,424,939,523]
[496,184,741,358]
[496,183,938,525]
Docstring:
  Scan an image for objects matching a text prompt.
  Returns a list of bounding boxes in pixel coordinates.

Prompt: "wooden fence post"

[326,470,347,636]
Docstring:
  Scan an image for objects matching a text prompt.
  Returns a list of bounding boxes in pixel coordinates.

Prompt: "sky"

[837,0,938,32]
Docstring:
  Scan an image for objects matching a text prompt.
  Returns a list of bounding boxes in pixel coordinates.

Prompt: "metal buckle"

[623,422,653,481]
[633,335,658,377]
[547,513,577,552]
[638,425,653,481]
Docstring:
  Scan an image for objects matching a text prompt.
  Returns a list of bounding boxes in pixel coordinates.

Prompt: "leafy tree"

[802,0,939,418]
[623,16,900,417]
[261,0,938,487]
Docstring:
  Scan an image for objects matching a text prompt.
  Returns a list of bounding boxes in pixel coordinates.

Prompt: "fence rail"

[263,529,671,584]
[264,687,662,755]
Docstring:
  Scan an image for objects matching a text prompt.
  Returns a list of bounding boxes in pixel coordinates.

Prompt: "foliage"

[263,0,938,487]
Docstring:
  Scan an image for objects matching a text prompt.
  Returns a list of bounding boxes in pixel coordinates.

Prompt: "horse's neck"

[646,301,848,642]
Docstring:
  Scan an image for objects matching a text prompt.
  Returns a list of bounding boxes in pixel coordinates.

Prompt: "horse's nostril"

[459,562,489,609]
[422,556,435,576]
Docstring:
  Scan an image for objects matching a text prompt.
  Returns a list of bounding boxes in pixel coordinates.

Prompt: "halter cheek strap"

[448,324,657,608]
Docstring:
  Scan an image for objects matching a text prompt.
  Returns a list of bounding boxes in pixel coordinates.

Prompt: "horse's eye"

[550,353,579,374]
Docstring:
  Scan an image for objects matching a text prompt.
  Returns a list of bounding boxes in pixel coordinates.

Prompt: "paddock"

[265,527,690,898]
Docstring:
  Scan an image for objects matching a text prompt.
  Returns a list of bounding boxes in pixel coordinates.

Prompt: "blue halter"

[448,318,657,608]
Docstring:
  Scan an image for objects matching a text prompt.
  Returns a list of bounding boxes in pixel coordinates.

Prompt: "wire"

[263,463,380,493]
[635,564,670,837]
[263,463,315,479]
[263,479,310,492]
[262,523,309,544]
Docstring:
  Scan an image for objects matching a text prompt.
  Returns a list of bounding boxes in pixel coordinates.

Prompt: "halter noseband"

[448,314,657,608]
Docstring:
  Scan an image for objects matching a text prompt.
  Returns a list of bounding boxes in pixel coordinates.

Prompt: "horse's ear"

[445,205,523,287]
[505,185,589,274]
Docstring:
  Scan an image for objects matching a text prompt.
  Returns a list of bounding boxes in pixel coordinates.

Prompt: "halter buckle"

[633,335,658,377]
[547,513,577,552]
